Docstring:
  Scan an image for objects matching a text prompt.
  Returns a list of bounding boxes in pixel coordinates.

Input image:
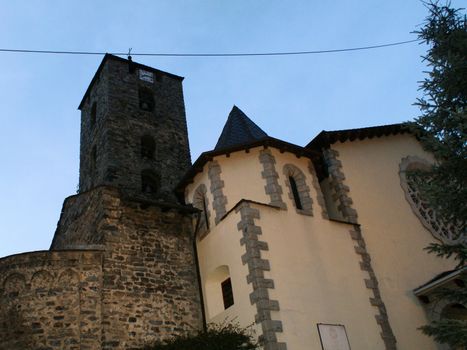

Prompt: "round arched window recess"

[141,135,156,159]
[192,184,210,238]
[399,156,464,245]
[441,303,467,321]
[205,265,234,319]
[283,164,313,216]
[138,86,155,112]
[141,169,159,194]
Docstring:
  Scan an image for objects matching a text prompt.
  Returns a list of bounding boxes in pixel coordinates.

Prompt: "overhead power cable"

[0,39,420,57]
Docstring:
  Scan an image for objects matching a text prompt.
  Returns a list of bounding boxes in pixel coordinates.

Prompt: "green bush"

[143,323,258,350]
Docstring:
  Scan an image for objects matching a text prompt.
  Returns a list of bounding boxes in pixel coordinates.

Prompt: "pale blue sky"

[0,1,462,257]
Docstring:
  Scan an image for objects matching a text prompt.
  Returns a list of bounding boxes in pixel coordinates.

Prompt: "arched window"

[141,135,156,159]
[399,156,463,245]
[139,87,155,112]
[192,184,210,238]
[205,265,234,319]
[141,169,159,194]
[283,164,313,215]
[441,303,467,321]
[90,102,97,127]
[288,175,302,209]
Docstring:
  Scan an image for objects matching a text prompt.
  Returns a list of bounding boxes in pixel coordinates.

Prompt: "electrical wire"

[0,39,419,57]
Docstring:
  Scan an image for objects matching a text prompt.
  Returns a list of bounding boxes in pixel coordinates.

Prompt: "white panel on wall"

[317,324,351,350]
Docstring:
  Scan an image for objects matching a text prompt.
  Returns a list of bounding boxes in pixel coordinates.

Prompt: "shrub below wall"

[143,323,259,350]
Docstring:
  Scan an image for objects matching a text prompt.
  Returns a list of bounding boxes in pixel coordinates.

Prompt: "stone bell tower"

[49,55,203,349]
[78,54,191,200]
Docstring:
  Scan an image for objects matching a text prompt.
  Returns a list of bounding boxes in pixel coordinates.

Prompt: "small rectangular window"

[221,278,234,309]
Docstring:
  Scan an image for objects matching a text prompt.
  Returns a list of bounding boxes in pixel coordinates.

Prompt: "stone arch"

[399,156,464,245]
[58,269,79,291]
[429,297,467,323]
[192,183,211,238]
[3,273,27,295]
[283,163,313,215]
[30,270,54,292]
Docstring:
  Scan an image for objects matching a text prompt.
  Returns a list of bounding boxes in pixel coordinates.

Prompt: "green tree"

[409,1,467,347]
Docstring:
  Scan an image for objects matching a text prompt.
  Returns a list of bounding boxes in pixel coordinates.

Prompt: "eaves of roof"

[413,266,466,296]
[306,123,410,150]
[176,136,320,193]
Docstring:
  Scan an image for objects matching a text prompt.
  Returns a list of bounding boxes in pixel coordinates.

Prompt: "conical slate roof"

[215,106,268,150]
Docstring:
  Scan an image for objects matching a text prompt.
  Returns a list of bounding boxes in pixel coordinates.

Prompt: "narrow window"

[202,196,210,231]
[90,146,97,174]
[289,176,303,210]
[221,278,234,310]
[141,170,158,194]
[139,87,155,112]
[141,135,156,159]
[90,102,97,127]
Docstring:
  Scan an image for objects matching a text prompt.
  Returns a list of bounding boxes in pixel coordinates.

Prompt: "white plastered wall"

[257,205,384,349]
[187,147,391,349]
[196,211,258,330]
[332,133,455,350]
[215,147,270,212]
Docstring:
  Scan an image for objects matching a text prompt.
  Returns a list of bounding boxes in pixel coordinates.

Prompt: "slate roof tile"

[215,106,268,150]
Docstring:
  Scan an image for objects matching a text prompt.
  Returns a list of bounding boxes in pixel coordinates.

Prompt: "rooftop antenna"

[127,48,132,61]
[128,48,135,73]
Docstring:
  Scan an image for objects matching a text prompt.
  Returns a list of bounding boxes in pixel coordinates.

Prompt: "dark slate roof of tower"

[215,106,268,150]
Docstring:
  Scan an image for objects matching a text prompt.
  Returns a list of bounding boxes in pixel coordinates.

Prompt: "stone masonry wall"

[51,186,113,249]
[51,186,203,349]
[79,56,191,202]
[0,250,103,350]
[99,192,203,349]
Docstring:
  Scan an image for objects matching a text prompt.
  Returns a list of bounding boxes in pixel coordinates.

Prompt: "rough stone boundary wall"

[236,202,287,350]
[323,148,358,223]
[259,149,286,209]
[208,160,228,224]
[350,227,397,349]
[0,250,103,350]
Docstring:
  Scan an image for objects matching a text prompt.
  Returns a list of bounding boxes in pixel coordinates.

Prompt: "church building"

[0,54,464,350]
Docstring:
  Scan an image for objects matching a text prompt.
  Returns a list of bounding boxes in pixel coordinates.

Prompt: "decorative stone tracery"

[399,156,465,245]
